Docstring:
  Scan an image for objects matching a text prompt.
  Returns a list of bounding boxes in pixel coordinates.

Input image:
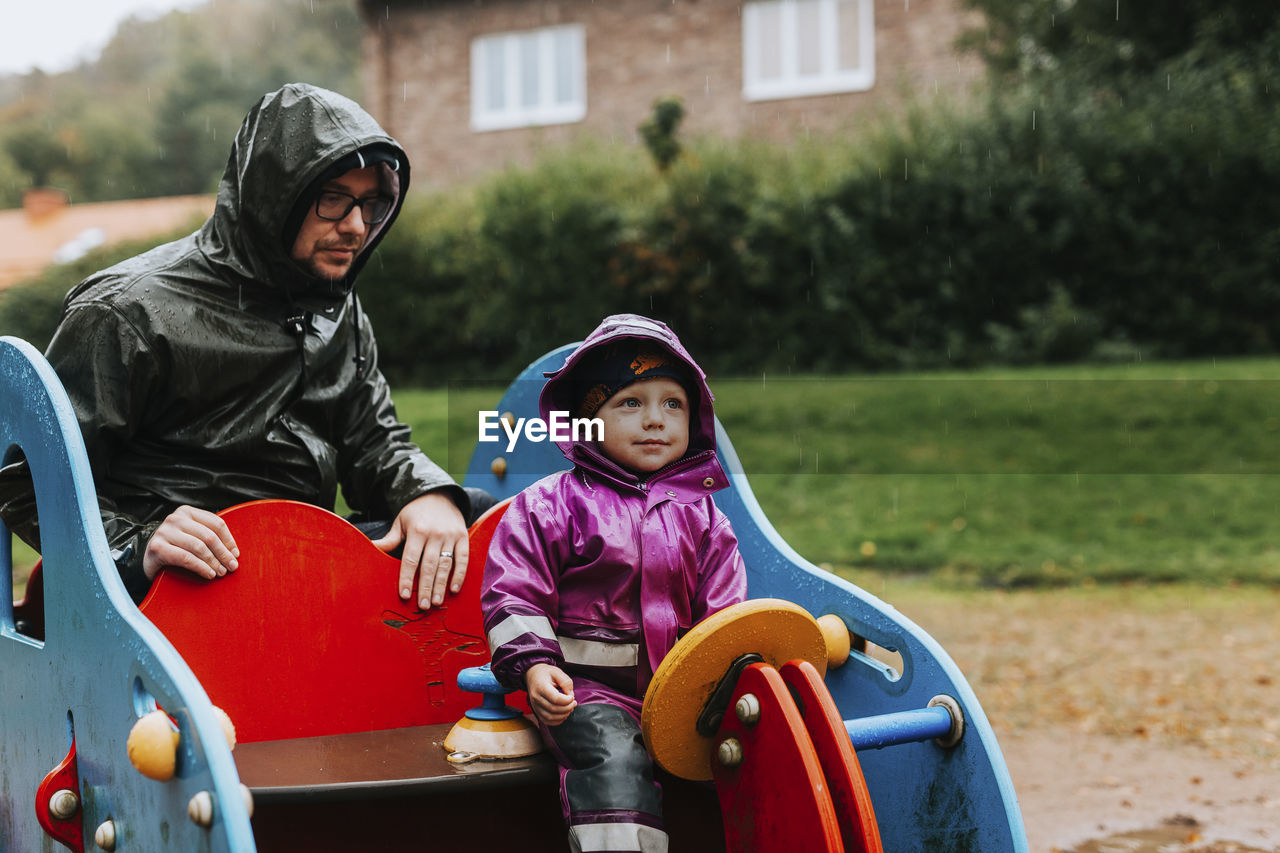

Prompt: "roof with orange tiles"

[0,192,214,291]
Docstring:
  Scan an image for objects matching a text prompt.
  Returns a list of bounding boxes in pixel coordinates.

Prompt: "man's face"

[289,165,381,282]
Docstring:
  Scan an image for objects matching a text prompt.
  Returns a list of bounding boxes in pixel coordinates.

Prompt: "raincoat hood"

[540,314,722,488]
[196,83,409,303]
[0,86,460,603]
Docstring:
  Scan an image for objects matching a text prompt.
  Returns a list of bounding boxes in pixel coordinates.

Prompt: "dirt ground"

[872,582,1280,853]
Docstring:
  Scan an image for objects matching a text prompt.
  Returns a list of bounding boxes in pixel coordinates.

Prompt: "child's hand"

[525,663,577,726]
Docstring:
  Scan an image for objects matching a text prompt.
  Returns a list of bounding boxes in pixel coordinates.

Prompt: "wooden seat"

[236,722,553,802]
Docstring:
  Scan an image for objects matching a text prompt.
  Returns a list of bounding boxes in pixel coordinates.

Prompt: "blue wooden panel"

[0,337,255,852]
[463,344,579,501]
[464,345,1029,853]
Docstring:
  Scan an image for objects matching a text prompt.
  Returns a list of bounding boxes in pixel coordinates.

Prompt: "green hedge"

[6,46,1278,384]
[359,47,1279,383]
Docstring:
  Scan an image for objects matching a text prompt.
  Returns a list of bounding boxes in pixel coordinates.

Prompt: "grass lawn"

[419,356,1280,588]
[13,357,1280,598]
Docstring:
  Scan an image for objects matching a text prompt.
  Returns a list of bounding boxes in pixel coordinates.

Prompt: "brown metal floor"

[235,722,555,802]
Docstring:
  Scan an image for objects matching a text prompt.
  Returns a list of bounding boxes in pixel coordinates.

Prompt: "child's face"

[595,377,691,474]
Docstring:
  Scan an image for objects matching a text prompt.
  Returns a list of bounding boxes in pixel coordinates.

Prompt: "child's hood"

[540,314,719,466]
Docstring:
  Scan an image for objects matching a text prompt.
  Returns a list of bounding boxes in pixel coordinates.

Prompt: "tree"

[152,51,254,196]
[2,123,70,189]
[960,0,1280,80]
[639,97,686,173]
[0,148,26,208]
[0,0,363,206]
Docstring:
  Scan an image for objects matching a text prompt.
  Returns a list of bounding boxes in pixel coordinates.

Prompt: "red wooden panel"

[140,499,512,743]
[712,663,843,853]
[34,736,82,853]
[780,659,883,853]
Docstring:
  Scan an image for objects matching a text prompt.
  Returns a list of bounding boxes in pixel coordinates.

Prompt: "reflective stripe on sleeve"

[569,822,669,853]
[558,636,639,668]
[487,613,557,654]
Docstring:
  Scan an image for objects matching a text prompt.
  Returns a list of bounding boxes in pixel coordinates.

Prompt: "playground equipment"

[1,336,1027,851]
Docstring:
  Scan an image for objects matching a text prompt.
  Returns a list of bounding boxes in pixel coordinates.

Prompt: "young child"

[482,314,747,853]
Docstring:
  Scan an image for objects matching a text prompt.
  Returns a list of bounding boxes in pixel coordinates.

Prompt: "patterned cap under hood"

[540,314,721,484]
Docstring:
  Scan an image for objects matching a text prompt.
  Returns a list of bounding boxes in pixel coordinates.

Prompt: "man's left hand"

[374,492,469,610]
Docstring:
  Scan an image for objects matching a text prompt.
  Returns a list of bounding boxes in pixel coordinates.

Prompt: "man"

[0,83,482,609]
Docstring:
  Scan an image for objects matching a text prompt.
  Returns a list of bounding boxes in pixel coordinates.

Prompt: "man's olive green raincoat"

[0,84,463,601]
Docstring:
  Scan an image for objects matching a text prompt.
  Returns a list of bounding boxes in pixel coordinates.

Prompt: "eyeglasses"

[314,190,395,224]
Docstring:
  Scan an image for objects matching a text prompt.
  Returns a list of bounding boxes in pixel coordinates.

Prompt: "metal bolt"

[928,694,965,748]
[94,820,117,851]
[717,737,744,768]
[188,790,214,827]
[734,693,761,726]
[490,457,508,478]
[48,789,79,821]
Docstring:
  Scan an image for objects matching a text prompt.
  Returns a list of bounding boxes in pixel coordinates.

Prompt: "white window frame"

[742,0,876,102]
[470,24,587,132]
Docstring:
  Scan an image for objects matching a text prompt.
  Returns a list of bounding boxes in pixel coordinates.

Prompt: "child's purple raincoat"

[481,314,747,714]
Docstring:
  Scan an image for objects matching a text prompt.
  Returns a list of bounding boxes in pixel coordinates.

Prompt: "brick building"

[358,0,985,188]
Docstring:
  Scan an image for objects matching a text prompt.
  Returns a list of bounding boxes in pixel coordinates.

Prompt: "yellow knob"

[212,705,237,751]
[126,710,180,781]
[127,704,235,782]
[817,614,852,669]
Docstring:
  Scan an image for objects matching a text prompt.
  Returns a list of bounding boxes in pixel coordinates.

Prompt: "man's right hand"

[142,505,240,581]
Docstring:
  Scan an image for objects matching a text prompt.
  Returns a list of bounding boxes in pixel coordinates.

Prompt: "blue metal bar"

[845,705,954,751]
